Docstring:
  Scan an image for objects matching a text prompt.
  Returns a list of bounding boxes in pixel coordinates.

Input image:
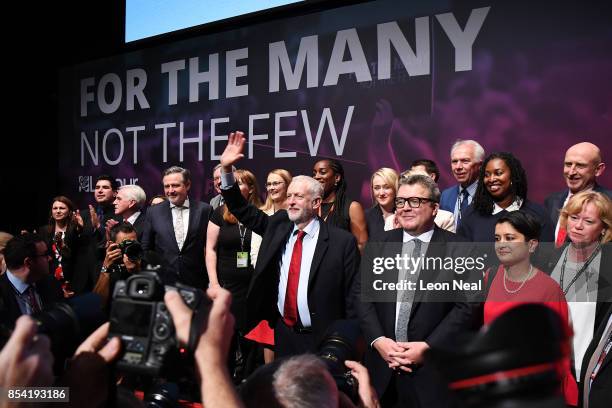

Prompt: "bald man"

[544,142,611,246]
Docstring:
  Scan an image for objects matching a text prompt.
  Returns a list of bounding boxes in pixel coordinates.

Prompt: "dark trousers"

[274,318,316,359]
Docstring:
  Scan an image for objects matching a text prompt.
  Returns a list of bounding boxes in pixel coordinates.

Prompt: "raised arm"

[219,132,271,235]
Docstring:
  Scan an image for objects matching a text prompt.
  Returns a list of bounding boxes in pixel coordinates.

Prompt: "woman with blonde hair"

[365,167,398,239]
[546,191,612,391]
[260,169,292,215]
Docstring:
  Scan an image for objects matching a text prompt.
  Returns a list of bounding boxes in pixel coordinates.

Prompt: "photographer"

[239,354,379,408]
[93,222,143,309]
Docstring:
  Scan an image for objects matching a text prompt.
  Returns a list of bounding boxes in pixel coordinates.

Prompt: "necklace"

[318,201,335,222]
[503,264,534,294]
[559,243,601,295]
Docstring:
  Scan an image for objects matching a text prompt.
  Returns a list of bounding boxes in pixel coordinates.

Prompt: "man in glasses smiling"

[359,174,473,407]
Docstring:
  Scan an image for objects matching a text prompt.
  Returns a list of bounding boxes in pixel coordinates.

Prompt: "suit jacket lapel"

[184,201,200,247]
[308,219,329,289]
[162,202,178,251]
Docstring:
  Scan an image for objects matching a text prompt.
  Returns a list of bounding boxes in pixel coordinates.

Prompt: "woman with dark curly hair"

[313,159,368,252]
[457,152,553,243]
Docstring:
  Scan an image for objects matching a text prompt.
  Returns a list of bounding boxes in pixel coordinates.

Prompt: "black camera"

[117,239,144,262]
[0,293,105,372]
[317,320,364,404]
[108,271,209,376]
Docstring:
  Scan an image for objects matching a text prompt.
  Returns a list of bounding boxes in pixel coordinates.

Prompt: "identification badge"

[237,252,249,268]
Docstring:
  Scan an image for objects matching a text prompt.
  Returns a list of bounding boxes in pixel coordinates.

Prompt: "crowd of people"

[0,134,610,408]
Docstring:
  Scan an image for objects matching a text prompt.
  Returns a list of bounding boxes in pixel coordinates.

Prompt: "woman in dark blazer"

[38,196,83,298]
[542,191,612,391]
[458,152,553,244]
[365,167,398,240]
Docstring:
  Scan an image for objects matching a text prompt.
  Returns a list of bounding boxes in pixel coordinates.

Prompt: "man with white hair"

[440,140,485,230]
[111,184,147,240]
[219,132,360,358]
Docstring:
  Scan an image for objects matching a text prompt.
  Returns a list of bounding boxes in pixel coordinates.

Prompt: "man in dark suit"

[0,233,63,328]
[219,132,360,358]
[359,174,474,407]
[73,175,122,294]
[580,304,612,408]
[111,184,147,240]
[545,142,611,247]
[440,139,485,230]
[141,166,212,289]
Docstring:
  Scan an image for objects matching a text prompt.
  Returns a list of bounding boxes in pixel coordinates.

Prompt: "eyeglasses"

[266,181,285,189]
[33,251,52,259]
[395,197,435,209]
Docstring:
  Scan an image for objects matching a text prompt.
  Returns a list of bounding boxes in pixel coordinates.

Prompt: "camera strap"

[187,296,210,354]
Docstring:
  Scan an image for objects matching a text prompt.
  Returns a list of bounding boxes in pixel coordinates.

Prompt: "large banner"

[59,0,612,206]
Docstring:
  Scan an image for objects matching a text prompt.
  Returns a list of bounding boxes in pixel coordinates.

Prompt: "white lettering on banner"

[80,106,357,165]
[436,7,490,71]
[323,28,372,86]
[79,7,489,115]
[126,126,145,164]
[302,106,354,156]
[210,117,231,160]
[269,35,319,93]
[155,122,176,163]
[377,18,430,79]
[189,55,219,102]
[102,128,124,165]
[161,60,186,106]
[126,69,150,111]
[226,48,249,98]
[248,114,270,159]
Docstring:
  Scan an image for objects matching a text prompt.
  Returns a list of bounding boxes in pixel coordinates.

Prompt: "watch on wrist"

[101,266,109,274]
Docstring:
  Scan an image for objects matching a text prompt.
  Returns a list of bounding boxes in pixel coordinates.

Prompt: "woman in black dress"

[205,169,262,380]
[313,158,368,252]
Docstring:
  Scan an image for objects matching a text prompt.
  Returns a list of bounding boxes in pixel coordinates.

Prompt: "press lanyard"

[559,243,600,295]
[238,223,246,251]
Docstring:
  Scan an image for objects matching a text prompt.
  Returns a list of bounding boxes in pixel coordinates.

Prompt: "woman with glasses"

[458,152,553,244]
[313,159,368,252]
[483,210,577,405]
[365,167,399,240]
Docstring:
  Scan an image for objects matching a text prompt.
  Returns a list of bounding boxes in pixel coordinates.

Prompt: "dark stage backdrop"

[58,0,612,208]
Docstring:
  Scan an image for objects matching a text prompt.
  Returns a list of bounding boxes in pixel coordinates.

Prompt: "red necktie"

[25,286,41,315]
[283,230,306,327]
[556,227,567,248]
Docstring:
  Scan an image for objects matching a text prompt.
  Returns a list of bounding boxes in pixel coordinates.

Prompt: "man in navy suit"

[219,132,360,358]
[141,166,212,289]
[439,140,485,230]
[544,142,611,246]
[358,174,474,407]
[0,233,63,328]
